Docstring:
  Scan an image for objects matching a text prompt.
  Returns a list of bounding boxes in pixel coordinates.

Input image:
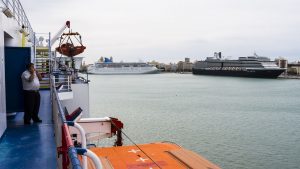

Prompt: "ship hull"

[192,68,285,78]
[88,69,160,75]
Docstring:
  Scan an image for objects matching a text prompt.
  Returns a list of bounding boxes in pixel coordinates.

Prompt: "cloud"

[22,0,300,63]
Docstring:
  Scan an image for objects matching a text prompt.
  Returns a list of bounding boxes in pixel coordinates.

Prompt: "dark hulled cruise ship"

[192,53,286,78]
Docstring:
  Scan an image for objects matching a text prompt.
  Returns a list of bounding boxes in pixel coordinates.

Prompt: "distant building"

[177,57,193,72]
[185,58,190,63]
[275,58,288,75]
[164,63,177,72]
[287,62,300,75]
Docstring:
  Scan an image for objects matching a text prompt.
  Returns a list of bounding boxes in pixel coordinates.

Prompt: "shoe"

[33,119,42,123]
[24,121,31,125]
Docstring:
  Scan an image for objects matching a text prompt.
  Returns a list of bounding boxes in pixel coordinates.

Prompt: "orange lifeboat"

[69,118,221,169]
[83,142,221,169]
[56,32,86,57]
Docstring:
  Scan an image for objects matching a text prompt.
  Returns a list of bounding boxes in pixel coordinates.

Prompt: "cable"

[111,121,162,169]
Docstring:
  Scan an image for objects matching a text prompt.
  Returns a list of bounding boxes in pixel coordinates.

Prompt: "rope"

[111,121,163,169]
[73,35,83,46]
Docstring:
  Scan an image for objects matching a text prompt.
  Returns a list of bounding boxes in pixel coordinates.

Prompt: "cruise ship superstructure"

[88,58,159,74]
[193,52,285,78]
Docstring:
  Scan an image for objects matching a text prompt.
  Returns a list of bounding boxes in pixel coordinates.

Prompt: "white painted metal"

[61,83,90,118]
[50,21,70,47]
[79,117,111,122]
[52,91,63,169]
[69,118,112,143]
[88,64,159,75]
[54,56,84,70]
[0,13,6,137]
[72,123,88,169]
[1,0,34,45]
[85,149,103,169]
[0,0,34,138]
[58,91,73,100]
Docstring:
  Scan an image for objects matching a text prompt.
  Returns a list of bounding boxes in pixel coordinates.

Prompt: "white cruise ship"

[87,58,159,74]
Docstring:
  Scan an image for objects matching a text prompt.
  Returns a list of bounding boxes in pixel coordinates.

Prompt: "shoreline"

[278,75,300,79]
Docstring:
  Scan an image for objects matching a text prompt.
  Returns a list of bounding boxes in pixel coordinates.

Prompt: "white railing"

[51,75,102,169]
[1,0,34,42]
[53,75,72,92]
[51,75,82,169]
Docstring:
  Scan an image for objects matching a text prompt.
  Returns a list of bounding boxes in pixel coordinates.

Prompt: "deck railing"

[51,75,83,169]
[1,0,34,43]
[53,75,72,91]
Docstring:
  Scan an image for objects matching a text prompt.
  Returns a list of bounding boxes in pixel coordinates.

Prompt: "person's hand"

[29,67,35,74]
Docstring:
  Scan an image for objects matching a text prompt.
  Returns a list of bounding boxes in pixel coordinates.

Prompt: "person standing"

[21,63,42,124]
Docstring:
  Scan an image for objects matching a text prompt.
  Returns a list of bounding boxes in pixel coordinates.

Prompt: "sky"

[22,0,300,64]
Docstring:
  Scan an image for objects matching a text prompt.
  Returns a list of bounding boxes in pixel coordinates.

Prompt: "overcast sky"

[23,0,300,63]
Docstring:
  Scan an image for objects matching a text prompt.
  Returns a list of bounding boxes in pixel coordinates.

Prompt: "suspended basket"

[56,32,86,57]
[56,43,86,57]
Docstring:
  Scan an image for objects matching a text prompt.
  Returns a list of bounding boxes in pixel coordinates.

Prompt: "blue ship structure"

[0,1,85,168]
[0,91,57,169]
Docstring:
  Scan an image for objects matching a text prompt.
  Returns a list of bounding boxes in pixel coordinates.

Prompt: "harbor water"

[89,73,300,169]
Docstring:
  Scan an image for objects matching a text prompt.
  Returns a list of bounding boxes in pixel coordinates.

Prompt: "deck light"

[2,8,14,18]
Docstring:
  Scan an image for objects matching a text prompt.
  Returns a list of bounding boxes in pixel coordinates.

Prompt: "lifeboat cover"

[83,142,221,169]
[56,43,86,57]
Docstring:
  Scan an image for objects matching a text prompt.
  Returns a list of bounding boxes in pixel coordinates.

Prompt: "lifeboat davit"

[56,32,86,57]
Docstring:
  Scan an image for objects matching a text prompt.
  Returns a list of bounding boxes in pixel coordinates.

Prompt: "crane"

[50,21,70,47]
[53,21,86,77]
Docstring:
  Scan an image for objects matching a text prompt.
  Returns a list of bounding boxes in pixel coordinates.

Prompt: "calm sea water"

[88,73,300,169]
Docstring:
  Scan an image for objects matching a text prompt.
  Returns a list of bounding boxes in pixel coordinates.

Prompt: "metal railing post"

[76,148,103,169]
[68,122,88,169]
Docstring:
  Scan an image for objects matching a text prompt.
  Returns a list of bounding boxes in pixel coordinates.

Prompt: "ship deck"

[0,91,57,169]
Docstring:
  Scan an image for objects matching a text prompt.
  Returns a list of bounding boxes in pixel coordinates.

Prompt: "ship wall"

[0,9,23,137]
[61,83,90,118]
[192,68,284,78]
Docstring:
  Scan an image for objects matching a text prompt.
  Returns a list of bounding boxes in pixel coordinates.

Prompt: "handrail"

[51,75,102,169]
[53,75,72,91]
[51,75,83,169]
[76,148,103,169]
[67,121,88,169]
[1,0,34,43]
